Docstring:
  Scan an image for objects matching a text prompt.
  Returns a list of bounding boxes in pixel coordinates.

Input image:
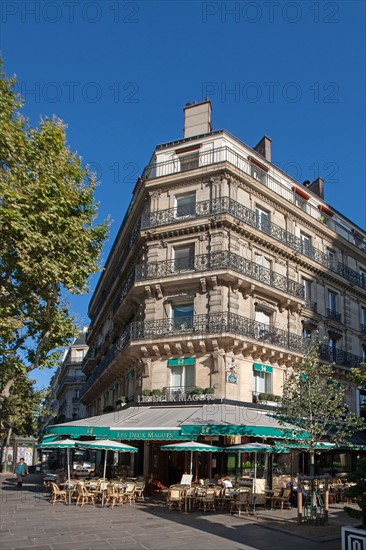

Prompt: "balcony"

[319,344,363,369]
[143,145,364,249]
[136,252,304,300]
[142,196,365,291]
[118,313,305,354]
[326,308,342,323]
[304,300,318,313]
[361,323,366,335]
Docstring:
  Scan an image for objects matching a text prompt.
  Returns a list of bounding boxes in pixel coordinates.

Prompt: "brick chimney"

[308,177,324,199]
[253,136,272,162]
[183,99,212,138]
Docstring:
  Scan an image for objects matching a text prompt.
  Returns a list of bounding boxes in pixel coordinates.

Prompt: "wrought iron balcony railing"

[118,312,305,354]
[81,318,365,398]
[319,344,363,369]
[135,251,305,299]
[141,196,365,291]
[326,308,342,323]
[304,300,318,313]
[142,144,364,248]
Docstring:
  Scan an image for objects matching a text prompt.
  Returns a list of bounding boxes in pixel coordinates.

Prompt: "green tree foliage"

[344,457,366,528]
[0,371,45,443]
[350,363,366,389]
[0,59,108,406]
[280,343,364,475]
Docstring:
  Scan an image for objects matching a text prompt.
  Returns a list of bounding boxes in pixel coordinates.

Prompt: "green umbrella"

[36,438,77,503]
[224,442,273,513]
[161,440,222,477]
[76,440,138,507]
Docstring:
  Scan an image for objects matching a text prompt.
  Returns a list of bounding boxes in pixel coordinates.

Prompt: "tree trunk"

[309,450,315,477]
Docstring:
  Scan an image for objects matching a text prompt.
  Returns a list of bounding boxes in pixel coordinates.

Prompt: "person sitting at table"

[222,475,233,488]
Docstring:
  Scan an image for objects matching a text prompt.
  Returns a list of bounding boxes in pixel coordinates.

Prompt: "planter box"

[341,525,366,550]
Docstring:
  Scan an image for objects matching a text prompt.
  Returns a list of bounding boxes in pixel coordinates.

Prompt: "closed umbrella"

[76,439,138,506]
[224,442,273,513]
[36,438,77,504]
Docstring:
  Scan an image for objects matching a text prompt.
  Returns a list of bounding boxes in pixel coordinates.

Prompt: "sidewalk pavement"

[0,473,361,550]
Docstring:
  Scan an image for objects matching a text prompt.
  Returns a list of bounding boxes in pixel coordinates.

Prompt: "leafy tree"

[0,59,108,409]
[350,363,366,389]
[0,372,45,445]
[280,343,364,476]
[344,457,366,528]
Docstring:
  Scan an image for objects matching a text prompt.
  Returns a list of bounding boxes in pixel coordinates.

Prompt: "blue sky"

[1,0,365,389]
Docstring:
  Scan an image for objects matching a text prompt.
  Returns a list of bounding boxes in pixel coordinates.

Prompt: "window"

[302,326,313,339]
[251,164,267,185]
[252,370,272,396]
[171,302,194,332]
[255,309,271,340]
[175,193,196,218]
[302,278,312,300]
[361,307,366,332]
[295,194,307,212]
[326,248,337,269]
[255,206,270,233]
[173,245,195,271]
[255,254,271,285]
[360,268,366,289]
[179,152,199,172]
[74,349,85,361]
[328,290,337,312]
[170,362,195,391]
[300,231,312,257]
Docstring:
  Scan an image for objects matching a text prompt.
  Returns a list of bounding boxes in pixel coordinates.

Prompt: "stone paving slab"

[1,473,361,550]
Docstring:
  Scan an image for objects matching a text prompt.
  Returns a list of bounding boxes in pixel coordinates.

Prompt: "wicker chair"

[230,490,250,517]
[124,483,136,504]
[272,488,292,510]
[50,482,67,505]
[75,482,96,506]
[167,487,184,511]
[135,480,145,501]
[198,488,216,512]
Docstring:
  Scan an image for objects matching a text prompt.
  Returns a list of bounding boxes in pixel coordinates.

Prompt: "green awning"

[110,429,186,440]
[253,363,273,373]
[181,424,302,439]
[168,357,195,367]
[126,369,135,379]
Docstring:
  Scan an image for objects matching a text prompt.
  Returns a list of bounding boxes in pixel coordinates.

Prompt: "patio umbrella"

[161,440,222,512]
[224,442,273,513]
[36,438,77,504]
[76,440,138,507]
[161,440,222,477]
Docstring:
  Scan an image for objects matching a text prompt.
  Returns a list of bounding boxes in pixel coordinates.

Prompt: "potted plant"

[342,457,366,549]
[151,389,163,397]
[258,393,281,406]
[116,396,126,408]
[103,405,115,413]
[142,389,152,396]
[203,387,215,395]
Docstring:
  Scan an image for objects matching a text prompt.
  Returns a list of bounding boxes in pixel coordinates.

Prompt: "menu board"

[180,474,193,485]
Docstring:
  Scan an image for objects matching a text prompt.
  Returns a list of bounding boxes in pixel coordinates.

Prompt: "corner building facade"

[82,101,366,421]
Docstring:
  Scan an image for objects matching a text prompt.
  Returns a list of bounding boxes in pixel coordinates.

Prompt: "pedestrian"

[15,458,28,488]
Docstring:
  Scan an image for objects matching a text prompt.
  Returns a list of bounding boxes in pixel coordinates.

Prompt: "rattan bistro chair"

[230,490,250,517]
[50,482,67,505]
[167,487,184,511]
[198,488,216,512]
[75,482,96,506]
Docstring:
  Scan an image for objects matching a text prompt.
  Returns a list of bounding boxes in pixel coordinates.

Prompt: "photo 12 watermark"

[1,1,140,24]
[202,81,340,104]
[14,81,139,104]
[87,161,140,184]
[201,1,340,24]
